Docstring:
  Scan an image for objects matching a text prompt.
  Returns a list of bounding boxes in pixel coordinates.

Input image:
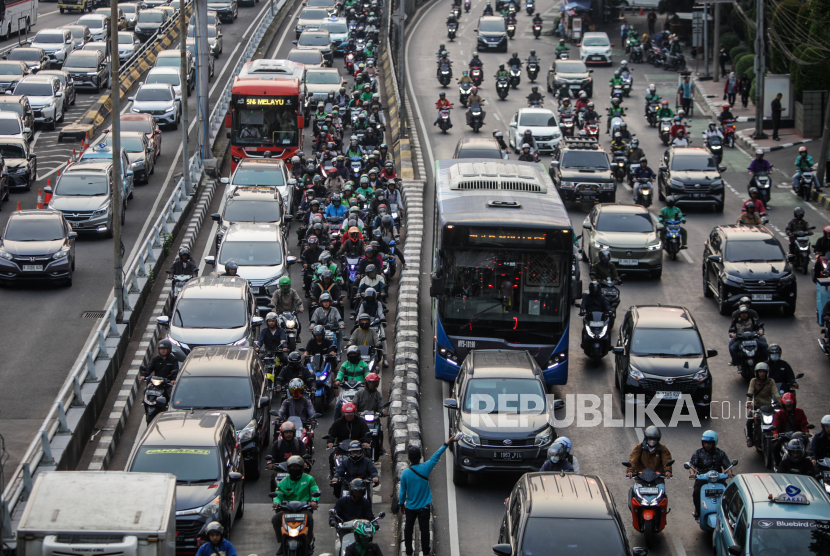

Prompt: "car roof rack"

[562,136,601,150]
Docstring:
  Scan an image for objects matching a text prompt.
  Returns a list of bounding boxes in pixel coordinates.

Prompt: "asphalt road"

[405,3,830,556]
[0,0,277,476]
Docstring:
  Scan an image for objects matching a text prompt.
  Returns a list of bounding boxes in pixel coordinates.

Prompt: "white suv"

[12,75,64,130]
[0,112,31,140]
[579,31,613,66]
[29,29,73,66]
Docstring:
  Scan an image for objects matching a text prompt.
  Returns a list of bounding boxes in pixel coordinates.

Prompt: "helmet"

[739,296,751,306]
[287,351,302,367]
[531,86,538,92]
[678,109,685,117]
[313,324,325,337]
[722,103,730,110]
[347,439,364,462]
[341,401,357,415]
[799,146,808,153]
[786,438,805,462]
[512,51,518,57]
[666,195,676,207]
[292,155,301,164]
[614,70,620,76]
[499,64,505,69]
[701,430,718,447]
[204,522,224,538]
[547,442,566,464]
[782,392,796,407]
[794,207,805,218]
[631,138,639,148]
[648,83,655,90]
[754,362,769,377]
[319,292,333,304]
[320,271,333,285]
[178,246,190,258]
[266,312,278,323]
[749,187,759,197]
[768,344,781,361]
[587,101,594,109]
[286,455,304,469]
[280,420,297,434]
[365,372,380,388]
[661,100,669,106]
[755,148,764,157]
[824,225,830,238]
[439,92,446,98]
[744,200,755,211]
[559,39,565,45]
[365,264,377,275]
[382,214,394,228]
[588,281,600,296]
[554,437,572,453]
[320,251,332,264]
[621,60,628,67]
[738,304,750,314]
[365,287,377,299]
[158,339,172,352]
[473,51,479,57]
[599,249,611,264]
[288,378,305,399]
[612,97,621,106]
[354,520,375,540]
[613,132,621,139]
[530,49,536,56]
[349,478,367,497]
[821,415,830,428]
[580,91,587,98]
[522,143,530,151]
[644,425,661,447]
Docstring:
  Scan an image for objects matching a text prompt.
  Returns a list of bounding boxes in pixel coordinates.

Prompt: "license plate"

[637,487,659,495]
[618,259,638,266]
[589,321,605,327]
[656,391,681,400]
[692,194,703,198]
[590,55,602,60]
[494,451,522,461]
[704,489,723,497]
[22,265,43,271]
[752,294,772,301]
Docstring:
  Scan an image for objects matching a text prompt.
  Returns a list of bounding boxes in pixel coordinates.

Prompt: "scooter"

[774,428,814,471]
[345,52,355,75]
[584,118,600,140]
[362,401,391,461]
[451,5,461,19]
[580,310,611,362]
[556,49,569,60]
[140,369,170,424]
[496,76,510,100]
[458,81,472,106]
[662,218,685,260]
[629,43,644,63]
[470,67,483,86]
[749,169,772,205]
[611,149,628,182]
[525,0,534,14]
[307,353,337,414]
[526,61,539,82]
[334,379,365,418]
[598,277,622,327]
[506,21,516,38]
[437,106,452,133]
[621,74,633,96]
[330,511,386,556]
[343,255,361,299]
[797,168,816,201]
[722,119,737,148]
[746,395,779,469]
[659,118,672,145]
[447,21,457,41]
[438,65,452,87]
[611,83,624,101]
[532,21,541,38]
[269,497,315,556]
[167,271,196,298]
[279,311,301,351]
[634,177,653,208]
[623,460,674,547]
[464,0,470,12]
[270,414,318,456]
[705,134,723,164]
[559,111,575,137]
[508,66,521,89]
[733,330,762,381]
[684,459,738,532]
[646,101,659,127]
[792,227,816,274]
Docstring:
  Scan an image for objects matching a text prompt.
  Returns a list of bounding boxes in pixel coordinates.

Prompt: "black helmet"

[547,442,566,464]
[349,478,367,497]
[287,351,302,367]
[179,246,190,258]
[530,49,536,56]
[348,439,364,461]
[748,187,759,197]
[786,438,805,462]
[644,425,661,447]
[439,92,446,98]
[769,344,782,361]
[225,261,239,272]
[588,281,600,296]
[313,324,325,337]
[321,269,334,282]
[512,51,518,57]
[599,249,611,264]
[666,196,676,207]
[794,207,805,218]
[158,339,172,352]
[204,522,224,538]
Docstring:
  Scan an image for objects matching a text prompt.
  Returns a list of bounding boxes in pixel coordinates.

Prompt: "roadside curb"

[735,129,814,153]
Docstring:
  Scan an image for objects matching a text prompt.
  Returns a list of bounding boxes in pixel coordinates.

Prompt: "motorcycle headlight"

[534,426,554,446]
[284,319,296,329]
[646,242,662,252]
[586,323,608,338]
[694,367,709,382]
[198,495,222,517]
[629,365,644,381]
[762,414,774,425]
[236,419,257,442]
[52,248,70,260]
[458,422,480,447]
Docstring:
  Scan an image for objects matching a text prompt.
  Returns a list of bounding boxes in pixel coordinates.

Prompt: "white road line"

[672,535,688,556]
[680,249,693,263]
[198,221,219,274]
[494,112,501,121]
[37,162,68,181]
[30,130,42,149]
[271,0,305,59]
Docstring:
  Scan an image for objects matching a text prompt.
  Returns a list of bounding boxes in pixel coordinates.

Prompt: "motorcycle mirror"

[621,462,631,467]
[787,254,796,263]
[269,409,280,416]
[313,413,323,418]
[632,549,648,556]
[268,492,279,498]
[731,459,739,466]
[666,459,675,467]
[808,424,816,430]
[796,373,805,379]
[683,462,691,469]
[156,396,167,405]
[139,364,147,373]
[303,453,313,459]
[329,508,337,515]
[382,400,392,408]
[378,511,386,518]
[260,396,270,406]
[613,346,624,355]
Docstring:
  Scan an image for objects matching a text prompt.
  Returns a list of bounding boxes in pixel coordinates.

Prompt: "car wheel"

[65,271,73,287]
[234,485,245,519]
[702,265,713,298]
[547,81,552,92]
[783,303,796,316]
[714,197,724,213]
[105,217,114,238]
[452,463,468,486]
[699,404,711,420]
[651,268,662,279]
[60,7,65,13]
[717,281,730,315]
[614,368,620,390]
[658,183,665,201]
[149,163,154,175]
[246,450,261,480]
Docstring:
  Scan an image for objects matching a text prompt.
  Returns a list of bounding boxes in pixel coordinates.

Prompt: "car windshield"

[288,50,322,64]
[55,173,108,196]
[308,0,334,6]
[122,4,137,13]
[172,376,252,410]
[750,519,830,556]
[299,34,328,46]
[725,238,785,263]
[233,167,285,186]
[172,299,247,329]
[519,112,557,127]
[65,53,98,68]
[305,71,339,84]
[9,50,40,62]
[79,17,104,28]
[672,154,718,172]
[463,378,545,413]
[583,36,609,46]
[595,212,653,232]
[188,26,217,37]
[556,60,587,73]
[301,8,327,19]
[0,119,21,135]
[14,82,53,96]
[562,150,610,169]
[130,447,220,483]
[630,328,703,357]
[0,64,23,76]
[5,217,64,241]
[118,33,135,44]
[456,147,502,159]
[66,27,86,39]
[139,12,164,22]
[34,32,64,44]
[479,19,504,32]
[219,240,283,266]
[121,119,152,133]
[135,87,172,101]
[521,518,627,556]
[0,143,25,158]
[223,201,282,223]
[147,71,180,86]
[322,22,347,33]
[105,135,144,152]
[155,55,179,67]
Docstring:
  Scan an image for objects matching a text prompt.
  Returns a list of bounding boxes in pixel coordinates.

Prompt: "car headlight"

[231,337,249,346]
[10,166,25,175]
[92,202,110,217]
[545,351,567,368]
[237,419,257,442]
[593,241,609,250]
[552,130,562,138]
[131,107,141,113]
[0,250,13,260]
[601,183,615,190]
[198,495,222,517]
[164,106,176,113]
[722,273,743,285]
[646,242,662,252]
[534,426,555,446]
[560,181,575,188]
[694,367,709,382]
[670,179,684,189]
[780,273,795,283]
[87,71,99,75]
[131,160,144,168]
[458,423,480,447]
[629,365,644,381]
[52,248,70,260]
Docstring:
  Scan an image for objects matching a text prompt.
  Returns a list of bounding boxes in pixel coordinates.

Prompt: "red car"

[114,113,162,160]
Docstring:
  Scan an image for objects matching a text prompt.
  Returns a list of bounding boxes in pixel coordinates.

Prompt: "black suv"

[613,305,717,419]
[495,472,647,556]
[657,147,726,212]
[444,350,555,486]
[549,137,614,204]
[702,225,797,315]
[127,411,245,551]
[475,16,507,52]
[546,58,593,97]
[169,346,272,480]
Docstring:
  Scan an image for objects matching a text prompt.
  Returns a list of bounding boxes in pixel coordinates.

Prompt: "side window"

[728,491,744,524]
[722,483,738,516]
[734,512,748,548]
[509,492,522,541]
[621,314,633,344]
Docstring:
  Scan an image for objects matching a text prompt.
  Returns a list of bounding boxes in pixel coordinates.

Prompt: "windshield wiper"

[634,353,679,357]
[181,478,217,484]
[467,301,505,327]
[217,406,250,410]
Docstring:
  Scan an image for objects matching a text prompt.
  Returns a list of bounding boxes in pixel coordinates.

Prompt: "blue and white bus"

[430,159,575,385]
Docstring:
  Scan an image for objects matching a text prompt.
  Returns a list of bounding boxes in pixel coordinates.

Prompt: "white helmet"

[266,312,278,322]
[822,415,830,427]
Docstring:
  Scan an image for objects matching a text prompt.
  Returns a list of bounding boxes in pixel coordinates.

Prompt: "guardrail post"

[97,330,110,359]
[137,253,147,277]
[40,430,54,465]
[108,307,119,337]
[151,226,162,248]
[21,463,33,500]
[57,399,72,431]
[85,352,99,382]
[160,215,170,236]
[172,190,182,212]
[130,270,141,293]
[2,498,13,541]
[122,285,133,312]
[146,236,158,261]
[166,203,175,223]
[71,377,86,409]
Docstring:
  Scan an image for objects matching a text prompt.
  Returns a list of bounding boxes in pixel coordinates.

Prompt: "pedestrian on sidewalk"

[647,8,656,36]
[719,47,729,78]
[399,435,461,556]
[739,74,751,108]
[771,93,783,141]
[677,75,695,117]
[724,72,738,107]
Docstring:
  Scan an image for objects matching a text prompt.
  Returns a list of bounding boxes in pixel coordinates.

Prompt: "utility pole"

[754,0,767,139]
[111,0,124,320]
[396,0,404,142]
[817,94,830,188]
[703,1,710,78]
[713,2,720,83]
[179,0,191,195]
[195,0,210,159]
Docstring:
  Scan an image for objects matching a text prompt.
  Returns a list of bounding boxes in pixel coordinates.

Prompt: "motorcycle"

[140,369,170,424]
[362,401,391,461]
[532,21,541,38]
[270,414,318,456]
[334,379,365,418]
[342,255,361,302]
[307,353,337,413]
[722,119,737,148]
[496,76,510,100]
[659,118,672,146]
[584,119,600,140]
[269,498,316,556]
[664,52,686,71]
[634,177,654,208]
[526,61,539,82]
[623,460,675,547]
[470,67,483,86]
[733,331,762,381]
[774,428,814,471]
[629,43,643,63]
[459,81,472,107]
[508,66,521,89]
[597,277,622,326]
[749,169,772,205]
[464,0,470,12]
[611,149,628,182]
[167,271,196,298]
[438,65,452,87]
[746,395,779,468]
[279,311,301,351]
[528,95,544,108]
[349,156,363,180]
[330,510,386,556]
[611,83,624,101]
[559,111,575,137]
[556,49,569,60]
[705,134,724,164]
[792,227,816,274]
[447,21,457,41]
[662,218,684,259]
[797,167,816,201]
[506,22,516,38]
[621,75,632,96]
[525,0,534,14]
[451,5,461,19]
[580,310,611,362]
[437,106,452,133]
[684,459,738,532]
[646,102,659,127]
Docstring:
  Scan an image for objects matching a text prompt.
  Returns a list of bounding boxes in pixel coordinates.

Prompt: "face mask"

[647,439,658,448]
[360,322,369,330]
[770,354,780,361]
[288,467,303,480]
[348,356,360,364]
[550,455,560,463]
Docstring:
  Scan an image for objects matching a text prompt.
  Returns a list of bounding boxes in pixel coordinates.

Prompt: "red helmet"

[341,402,357,415]
[782,393,796,406]
[365,372,380,384]
[824,225,830,238]
[722,103,730,110]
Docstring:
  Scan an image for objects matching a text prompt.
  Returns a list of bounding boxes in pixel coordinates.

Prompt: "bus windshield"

[232,95,299,147]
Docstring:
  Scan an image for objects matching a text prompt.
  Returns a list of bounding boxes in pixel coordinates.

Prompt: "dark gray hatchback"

[0,210,76,285]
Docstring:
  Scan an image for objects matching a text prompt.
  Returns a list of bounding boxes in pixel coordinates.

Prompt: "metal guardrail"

[0,0,285,544]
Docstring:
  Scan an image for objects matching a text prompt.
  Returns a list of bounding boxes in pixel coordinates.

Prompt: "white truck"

[16,471,176,556]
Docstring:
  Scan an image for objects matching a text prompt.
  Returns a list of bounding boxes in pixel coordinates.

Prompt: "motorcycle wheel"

[802,256,809,275]
[670,248,677,261]
[643,520,656,548]
[764,438,774,469]
[314,395,325,415]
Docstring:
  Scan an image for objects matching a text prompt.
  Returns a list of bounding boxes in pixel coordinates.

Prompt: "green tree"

[730,45,750,63]
[719,32,741,53]
[735,53,756,79]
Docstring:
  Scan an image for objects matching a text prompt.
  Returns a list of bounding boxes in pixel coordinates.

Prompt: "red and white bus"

[226,76,303,171]
[0,0,38,40]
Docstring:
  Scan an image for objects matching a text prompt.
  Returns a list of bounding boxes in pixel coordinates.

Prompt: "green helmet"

[354,520,375,543]
[278,276,291,291]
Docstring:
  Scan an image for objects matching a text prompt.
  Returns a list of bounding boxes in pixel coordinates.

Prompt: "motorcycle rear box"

[816,278,830,324]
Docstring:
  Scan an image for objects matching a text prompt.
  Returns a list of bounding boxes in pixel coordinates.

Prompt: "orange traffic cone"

[36,189,43,209]
[16,201,21,211]
[639,6,644,15]
[44,180,52,205]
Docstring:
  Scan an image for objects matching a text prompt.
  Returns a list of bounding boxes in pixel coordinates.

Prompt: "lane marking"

[271,0,305,59]
[198,221,218,274]
[680,249,693,263]
[30,130,42,149]
[673,535,688,556]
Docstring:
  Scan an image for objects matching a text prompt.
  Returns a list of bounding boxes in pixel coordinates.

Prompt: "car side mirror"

[582,221,591,229]
[156,315,169,326]
[128,96,134,101]
[550,160,560,167]
[588,69,593,73]
[44,185,52,194]
[787,254,796,263]
[473,28,478,32]
[707,254,722,264]
[719,166,727,172]
[292,40,297,44]
[260,396,270,406]
[444,398,458,410]
[220,177,229,184]
[707,349,718,357]
[613,346,624,355]
[205,255,215,266]
[795,373,805,379]
[492,545,512,556]
[727,546,742,556]
[632,549,648,556]
[508,122,517,128]
[429,275,444,297]
[228,471,243,482]
[252,316,265,326]
[287,256,297,265]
